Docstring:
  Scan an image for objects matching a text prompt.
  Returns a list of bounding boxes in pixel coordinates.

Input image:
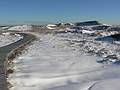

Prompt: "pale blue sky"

[0,0,119,24]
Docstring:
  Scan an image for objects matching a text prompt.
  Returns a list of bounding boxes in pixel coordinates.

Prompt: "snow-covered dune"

[0,32,23,47]
[8,25,32,31]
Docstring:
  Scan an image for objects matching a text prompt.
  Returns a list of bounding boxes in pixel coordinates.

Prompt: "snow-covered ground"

[0,32,23,47]
[8,30,120,90]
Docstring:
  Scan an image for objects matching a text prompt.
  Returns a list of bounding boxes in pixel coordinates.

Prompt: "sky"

[0,0,119,24]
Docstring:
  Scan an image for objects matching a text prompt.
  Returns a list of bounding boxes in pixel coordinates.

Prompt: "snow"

[65,28,77,32]
[1,26,9,30]
[8,28,120,90]
[0,32,23,47]
[47,78,120,90]
[47,24,57,27]
[8,25,32,31]
[103,23,112,26]
[81,30,95,34]
[8,33,101,90]
[46,24,56,30]
[47,26,56,30]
